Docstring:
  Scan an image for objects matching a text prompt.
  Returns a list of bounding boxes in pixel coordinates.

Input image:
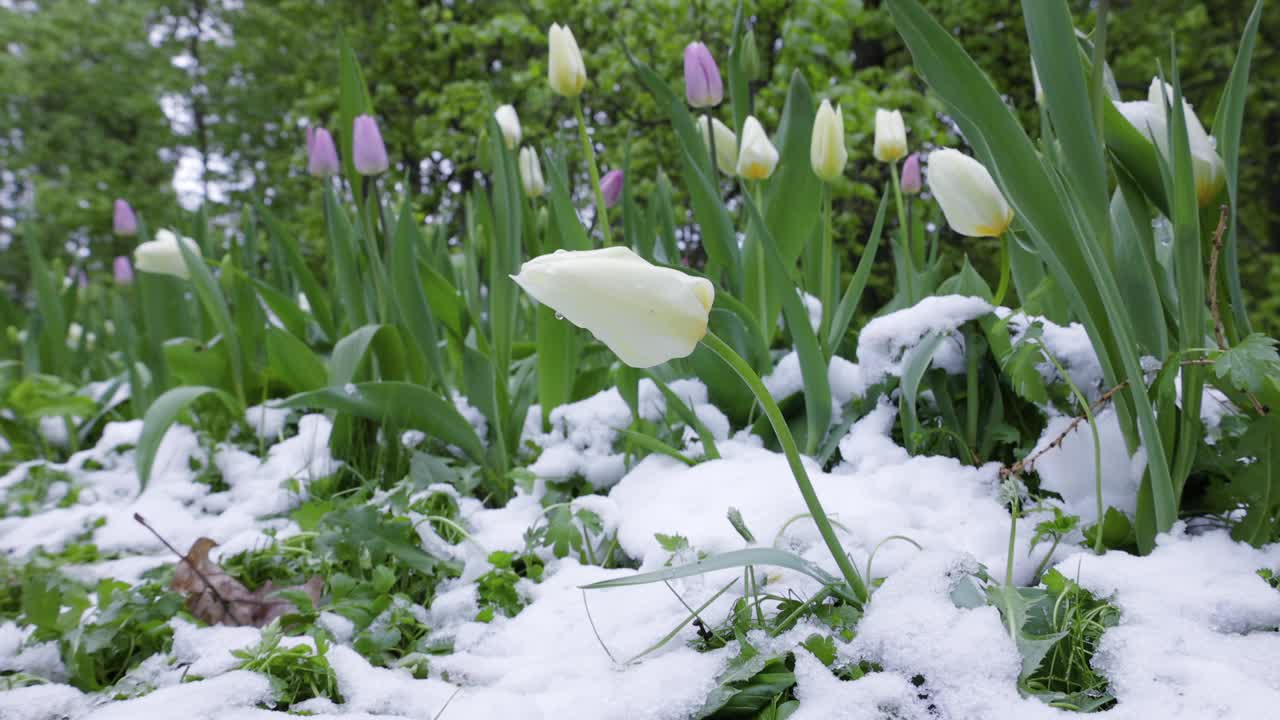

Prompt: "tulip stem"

[818,184,834,345]
[993,234,1011,308]
[889,162,916,303]
[704,112,718,182]
[700,331,869,605]
[573,99,612,247]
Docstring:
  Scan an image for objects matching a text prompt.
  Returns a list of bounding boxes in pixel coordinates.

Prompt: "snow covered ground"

[1,298,1277,719]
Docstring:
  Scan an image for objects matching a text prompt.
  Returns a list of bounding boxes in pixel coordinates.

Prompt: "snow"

[245,404,291,442]
[4,294,1279,719]
[81,671,273,720]
[856,294,992,386]
[999,308,1106,400]
[1054,527,1280,719]
[1027,407,1144,524]
[524,378,727,489]
[607,435,1050,586]
[0,414,338,569]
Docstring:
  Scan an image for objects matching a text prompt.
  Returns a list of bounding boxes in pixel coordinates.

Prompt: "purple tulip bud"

[901,152,922,195]
[307,128,340,177]
[683,42,723,109]
[73,269,88,289]
[113,199,138,237]
[600,170,624,209]
[352,115,389,176]
[113,256,134,285]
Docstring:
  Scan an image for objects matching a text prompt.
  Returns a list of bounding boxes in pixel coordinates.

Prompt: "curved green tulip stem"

[699,331,869,605]
[992,234,1011,308]
[573,99,612,247]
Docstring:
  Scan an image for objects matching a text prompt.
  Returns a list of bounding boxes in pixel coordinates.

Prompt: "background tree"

[3,0,1277,332]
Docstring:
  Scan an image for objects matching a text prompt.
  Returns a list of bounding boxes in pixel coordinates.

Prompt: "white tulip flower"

[518,146,547,198]
[927,149,1014,238]
[134,229,200,280]
[1115,77,1224,206]
[494,104,522,150]
[873,109,907,163]
[547,23,587,97]
[696,115,739,176]
[810,100,847,182]
[736,116,778,181]
[511,247,715,368]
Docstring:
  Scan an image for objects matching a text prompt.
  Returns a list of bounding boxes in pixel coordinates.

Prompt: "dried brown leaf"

[170,537,323,627]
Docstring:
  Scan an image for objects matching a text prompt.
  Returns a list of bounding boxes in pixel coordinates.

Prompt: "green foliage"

[232,621,342,707]
[1021,570,1120,712]
[1213,333,1280,394]
[20,569,184,692]
[474,550,544,623]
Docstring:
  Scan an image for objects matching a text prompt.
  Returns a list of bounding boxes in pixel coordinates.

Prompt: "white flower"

[134,229,200,279]
[810,100,847,182]
[1115,77,1225,206]
[736,116,778,180]
[696,115,739,176]
[547,23,587,97]
[927,149,1014,238]
[494,104,522,150]
[518,146,547,198]
[873,108,907,163]
[511,247,715,368]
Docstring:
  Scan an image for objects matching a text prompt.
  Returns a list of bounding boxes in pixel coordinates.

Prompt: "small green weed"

[232,621,342,708]
[475,550,543,622]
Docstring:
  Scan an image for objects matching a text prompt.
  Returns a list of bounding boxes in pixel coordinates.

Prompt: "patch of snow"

[245,404,291,442]
[524,379,721,489]
[1000,309,1106,401]
[38,415,72,448]
[1055,527,1280,718]
[81,670,272,720]
[0,683,87,720]
[608,434,1049,585]
[856,295,992,387]
[1028,407,1143,524]
[451,390,488,444]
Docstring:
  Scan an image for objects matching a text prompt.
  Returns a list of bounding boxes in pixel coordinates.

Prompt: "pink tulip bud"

[901,152,922,195]
[113,199,138,237]
[600,170,624,209]
[307,127,340,177]
[352,115,389,176]
[683,42,723,109]
[113,256,134,285]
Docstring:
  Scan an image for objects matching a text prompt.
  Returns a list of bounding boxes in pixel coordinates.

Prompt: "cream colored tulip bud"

[518,146,547,198]
[511,247,715,368]
[873,109,907,163]
[736,116,778,181]
[494,105,522,150]
[1117,77,1224,206]
[927,149,1014,238]
[547,23,587,97]
[810,100,847,182]
[696,115,738,176]
[134,229,200,279]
